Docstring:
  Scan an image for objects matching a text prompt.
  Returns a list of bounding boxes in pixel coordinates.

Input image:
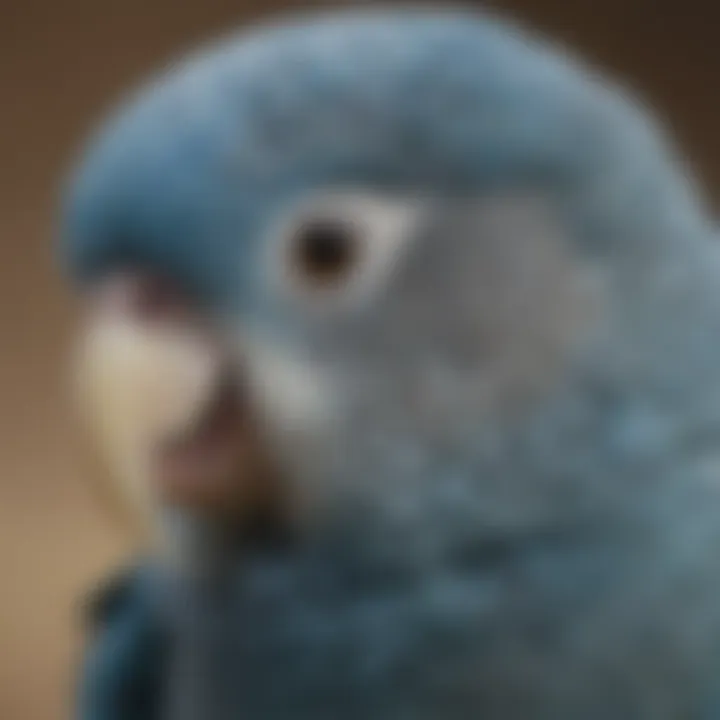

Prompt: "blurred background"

[0,0,718,718]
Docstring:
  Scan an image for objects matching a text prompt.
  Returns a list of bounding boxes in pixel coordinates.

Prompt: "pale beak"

[75,315,224,510]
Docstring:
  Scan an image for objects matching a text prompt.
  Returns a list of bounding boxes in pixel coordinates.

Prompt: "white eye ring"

[267,191,425,314]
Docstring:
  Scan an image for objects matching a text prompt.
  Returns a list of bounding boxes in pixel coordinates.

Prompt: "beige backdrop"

[1,1,718,718]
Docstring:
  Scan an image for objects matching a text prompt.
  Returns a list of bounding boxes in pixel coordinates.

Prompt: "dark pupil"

[293,219,357,285]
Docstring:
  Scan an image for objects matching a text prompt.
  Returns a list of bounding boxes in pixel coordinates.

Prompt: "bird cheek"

[238,332,342,516]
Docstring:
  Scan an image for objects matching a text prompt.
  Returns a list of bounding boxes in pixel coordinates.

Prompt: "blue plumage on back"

[78,568,165,720]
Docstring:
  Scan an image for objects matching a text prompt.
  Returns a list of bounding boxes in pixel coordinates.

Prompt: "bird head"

[62,8,720,562]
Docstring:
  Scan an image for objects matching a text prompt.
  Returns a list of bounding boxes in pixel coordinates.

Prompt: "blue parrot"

[62,7,720,720]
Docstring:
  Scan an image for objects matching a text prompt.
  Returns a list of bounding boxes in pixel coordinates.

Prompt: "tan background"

[1,1,718,718]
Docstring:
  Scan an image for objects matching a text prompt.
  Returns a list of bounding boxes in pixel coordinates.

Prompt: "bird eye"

[269,192,425,312]
[290,217,361,288]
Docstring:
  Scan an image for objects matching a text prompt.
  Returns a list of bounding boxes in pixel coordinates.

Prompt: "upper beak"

[76,317,223,456]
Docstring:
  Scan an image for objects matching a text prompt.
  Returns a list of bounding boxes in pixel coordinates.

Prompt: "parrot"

[61,6,720,720]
